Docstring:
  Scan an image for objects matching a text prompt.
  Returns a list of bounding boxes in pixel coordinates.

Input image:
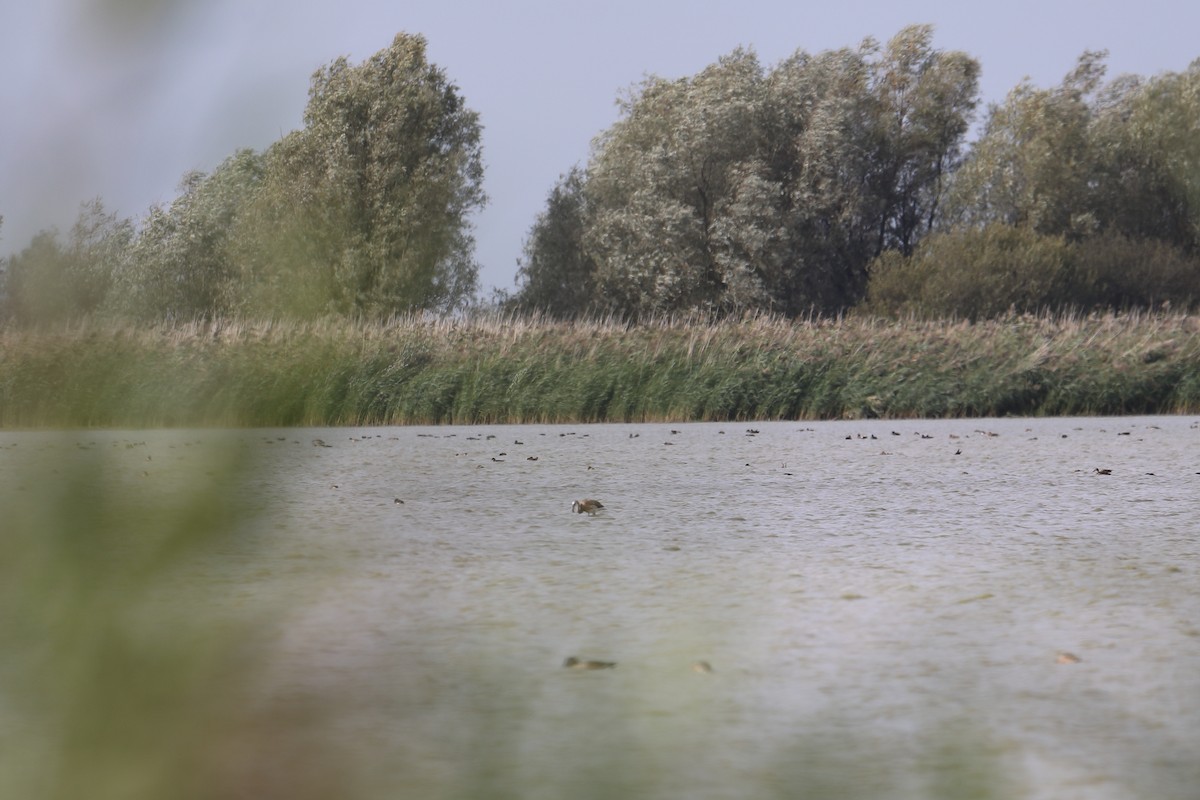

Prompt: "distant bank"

[1,312,1197,428]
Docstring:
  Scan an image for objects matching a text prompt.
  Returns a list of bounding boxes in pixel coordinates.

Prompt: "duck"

[563,656,616,670]
[572,499,604,515]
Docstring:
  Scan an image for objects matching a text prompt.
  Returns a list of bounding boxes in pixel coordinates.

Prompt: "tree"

[755,26,978,313]
[929,53,1200,314]
[584,48,766,317]
[511,167,597,317]
[761,44,878,313]
[868,25,980,255]
[113,150,264,321]
[241,33,486,317]
[551,25,979,319]
[4,231,67,324]
[4,200,132,325]
[1089,60,1200,253]
[944,52,1108,237]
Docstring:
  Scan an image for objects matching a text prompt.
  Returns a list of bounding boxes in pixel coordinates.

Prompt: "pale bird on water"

[572,499,604,515]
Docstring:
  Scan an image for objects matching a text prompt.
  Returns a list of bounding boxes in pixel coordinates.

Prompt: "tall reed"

[1,311,1197,427]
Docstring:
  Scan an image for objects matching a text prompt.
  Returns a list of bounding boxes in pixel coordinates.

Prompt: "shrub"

[1066,232,1200,310]
[865,224,1073,319]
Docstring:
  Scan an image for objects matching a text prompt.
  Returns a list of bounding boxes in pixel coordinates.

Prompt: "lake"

[3,416,1198,798]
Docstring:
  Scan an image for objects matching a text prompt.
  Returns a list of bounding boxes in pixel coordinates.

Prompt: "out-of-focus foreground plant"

[0,437,349,800]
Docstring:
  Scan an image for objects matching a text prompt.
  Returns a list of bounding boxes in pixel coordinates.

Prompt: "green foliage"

[865,225,1073,319]
[946,52,1106,236]
[3,200,133,325]
[1089,60,1200,252]
[946,54,1199,255]
[870,29,981,255]
[509,167,596,317]
[1068,233,1200,309]
[113,151,264,321]
[865,226,1200,320]
[4,30,1199,325]
[585,47,768,316]
[520,25,980,319]
[876,54,1200,319]
[238,33,485,317]
[2,33,485,326]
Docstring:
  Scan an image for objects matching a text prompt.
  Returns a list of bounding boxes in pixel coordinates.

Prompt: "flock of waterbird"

[14,420,1193,678]
[386,422,1187,673]
[55,420,1190,675]
[400,419,1200,681]
[558,425,1125,673]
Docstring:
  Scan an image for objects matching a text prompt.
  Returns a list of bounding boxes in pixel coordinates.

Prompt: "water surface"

[3,416,1198,798]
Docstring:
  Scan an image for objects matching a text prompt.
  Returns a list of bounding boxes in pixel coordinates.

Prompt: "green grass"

[1,310,1198,427]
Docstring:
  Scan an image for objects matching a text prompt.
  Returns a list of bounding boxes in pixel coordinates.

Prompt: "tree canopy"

[3,27,1198,325]
[871,54,1200,317]
[515,25,981,318]
[513,29,1198,319]
[4,199,133,325]
[239,33,485,318]
[2,33,485,324]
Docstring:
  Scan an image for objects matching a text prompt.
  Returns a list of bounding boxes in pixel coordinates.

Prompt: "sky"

[2,0,1197,295]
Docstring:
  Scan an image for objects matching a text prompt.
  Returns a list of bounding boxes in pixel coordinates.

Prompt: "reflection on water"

[3,417,1198,798]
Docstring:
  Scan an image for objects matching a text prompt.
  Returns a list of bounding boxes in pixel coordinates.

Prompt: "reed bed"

[1,311,1197,427]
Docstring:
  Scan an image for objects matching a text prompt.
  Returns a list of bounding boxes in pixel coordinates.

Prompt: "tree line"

[511,26,1200,319]
[1,33,484,325]
[3,26,1198,326]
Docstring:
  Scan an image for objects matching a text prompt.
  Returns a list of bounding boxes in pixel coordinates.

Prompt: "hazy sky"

[2,0,1197,293]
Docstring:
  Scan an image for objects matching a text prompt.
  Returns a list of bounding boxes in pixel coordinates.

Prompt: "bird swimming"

[563,656,617,670]
[572,499,604,515]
